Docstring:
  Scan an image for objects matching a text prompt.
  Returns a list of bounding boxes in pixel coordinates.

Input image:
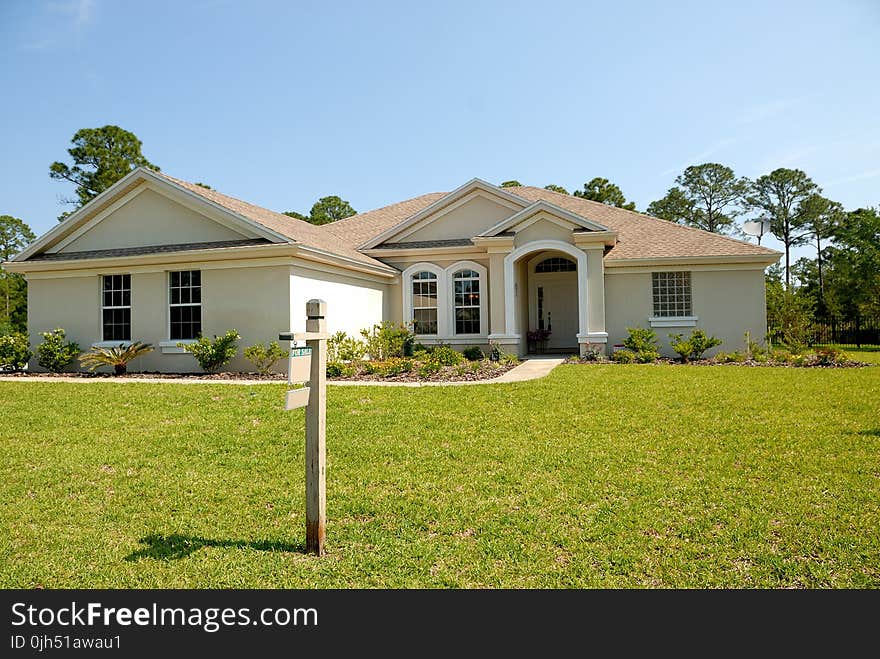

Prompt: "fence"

[811,317,880,348]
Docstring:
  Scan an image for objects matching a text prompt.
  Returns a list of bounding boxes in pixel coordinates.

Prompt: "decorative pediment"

[478,200,611,237]
[360,178,529,249]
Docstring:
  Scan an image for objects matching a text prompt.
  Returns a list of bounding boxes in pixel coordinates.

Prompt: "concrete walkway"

[0,357,566,387]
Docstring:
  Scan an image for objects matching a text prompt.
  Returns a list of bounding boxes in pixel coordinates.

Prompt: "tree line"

[0,125,876,340]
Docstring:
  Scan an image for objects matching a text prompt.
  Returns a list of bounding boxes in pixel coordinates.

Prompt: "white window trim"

[92,340,133,349]
[159,339,197,354]
[100,273,131,342]
[447,260,488,338]
[648,316,699,328]
[402,262,447,338]
[168,269,202,343]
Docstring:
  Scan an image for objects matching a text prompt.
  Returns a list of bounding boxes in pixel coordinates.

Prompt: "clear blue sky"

[1,0,878,262]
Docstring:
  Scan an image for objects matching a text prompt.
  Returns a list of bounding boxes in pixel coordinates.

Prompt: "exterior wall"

[604,267,767,356]
[390,194,515,243]
[59,188,247,253]
[289,264,387,339]
[513,219,573,247]
[26,263,291,373]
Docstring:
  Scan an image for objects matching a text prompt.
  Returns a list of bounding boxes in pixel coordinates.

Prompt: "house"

[3,168,781,371]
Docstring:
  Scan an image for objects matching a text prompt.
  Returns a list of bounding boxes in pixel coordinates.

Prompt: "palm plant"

[79,341,154,375]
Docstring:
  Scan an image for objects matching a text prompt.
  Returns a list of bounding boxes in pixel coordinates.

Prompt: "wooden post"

[304,299,327,556]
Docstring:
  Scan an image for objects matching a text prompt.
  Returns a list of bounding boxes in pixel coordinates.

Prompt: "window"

[453,269,480,334]
[652,271,692,317]
[169,270,202,340]
[102,274,131,341]
[411,271,438,334]
[535,257,576,273]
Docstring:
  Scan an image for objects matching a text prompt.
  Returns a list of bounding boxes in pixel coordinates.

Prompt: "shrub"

[243,341,285,375]
[360,322,414,360]
[813,346,849,366]
[79,341,153,375]
[328,331,366,363]
[326,361,344,377]
[669,329,722,362]
[37,329,80,373]
[418,360,442,377]
[744,331,768,359]
[430,344,463,366]
[180,330,240,372]
[623,327,660,363]
[612,349,637,363]
[462,346,484,361]
[0,333,32,371]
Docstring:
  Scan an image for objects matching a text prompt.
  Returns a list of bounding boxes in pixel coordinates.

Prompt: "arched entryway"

[528,253,579,352]
[502,239,590,355]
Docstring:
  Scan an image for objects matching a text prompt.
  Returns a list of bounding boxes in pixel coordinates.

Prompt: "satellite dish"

[742,219,771,245]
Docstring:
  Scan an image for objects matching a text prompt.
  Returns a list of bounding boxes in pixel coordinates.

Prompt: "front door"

[531,271,578,351]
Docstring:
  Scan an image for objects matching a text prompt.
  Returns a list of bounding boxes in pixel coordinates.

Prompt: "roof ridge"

[509,185,778,255]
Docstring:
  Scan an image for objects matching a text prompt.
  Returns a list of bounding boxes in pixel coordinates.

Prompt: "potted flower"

[527,328,551,353]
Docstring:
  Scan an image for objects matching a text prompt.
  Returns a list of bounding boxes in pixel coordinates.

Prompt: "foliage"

[799,194,845,308]
[820,207,880,321]
[364,358,413,377]
[767,289,814,351]
[580,346,605,362]
[488,342,518,365]
[611,349,637,363]
[286,196,357,225]
[326,361,356,378]
[359,322,414,360]
[328,331,366,362]
[543,184,569,195]
[812,346,849,367]
[180,330,240,373]
[646,163,749,234]
[669,329,722,362]
[49,125,158,216]
[417,360,442,377]
[500,180,522,188]
[79,342,154,375]
[573,177,636,210]
[0,215,36,331]
[622,327,660,362]
[36,328,80,372]
[747,168,819,287]
[428,344,463,366]
[462,346,485,361]
[243,341,285,375]
[0,332,32,371]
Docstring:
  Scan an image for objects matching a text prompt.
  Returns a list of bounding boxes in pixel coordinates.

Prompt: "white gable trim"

[14,168,291,262]
[359,178,529,249]
[480,200,610,237]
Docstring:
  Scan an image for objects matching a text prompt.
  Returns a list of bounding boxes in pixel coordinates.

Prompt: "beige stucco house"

[3,168,780,371]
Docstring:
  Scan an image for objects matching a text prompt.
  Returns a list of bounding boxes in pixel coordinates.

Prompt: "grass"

[1,363,878,588]
[826,346,880,365]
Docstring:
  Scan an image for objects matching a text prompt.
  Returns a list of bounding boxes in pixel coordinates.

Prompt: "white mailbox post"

[279,299,329,556]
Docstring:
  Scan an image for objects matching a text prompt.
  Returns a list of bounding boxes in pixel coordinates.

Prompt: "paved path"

[0,357,565,387]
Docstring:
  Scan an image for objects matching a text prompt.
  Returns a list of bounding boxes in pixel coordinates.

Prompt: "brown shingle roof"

[507,186,779,260]
[154,172,391,269]
[27,238,271,262]
[324,184,779,261]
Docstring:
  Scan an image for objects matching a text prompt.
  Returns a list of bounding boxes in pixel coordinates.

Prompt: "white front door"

[531,271,578,350]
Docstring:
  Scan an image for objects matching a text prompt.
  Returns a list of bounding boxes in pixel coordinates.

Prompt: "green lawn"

[836,346,880,365]
[1,364,878,588]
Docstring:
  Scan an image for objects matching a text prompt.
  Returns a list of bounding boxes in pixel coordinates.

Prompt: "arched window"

[411,271,438,334]
[452,269,480,335]
[535,257,577,273]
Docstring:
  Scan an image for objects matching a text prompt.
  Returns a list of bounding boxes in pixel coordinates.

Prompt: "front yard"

[1,363,878,588]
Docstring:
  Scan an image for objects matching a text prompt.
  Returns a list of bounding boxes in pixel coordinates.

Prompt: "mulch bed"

[565,357,873,368]
[329,361,518,383]
[0,371,288,380]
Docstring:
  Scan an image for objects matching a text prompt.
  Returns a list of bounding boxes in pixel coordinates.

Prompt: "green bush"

[430,344,463,366]
[360,322,414,360]
[669,329,722,362]
[623,327,660,363]
[0,333,32,371]
[489,342,519,364]
[418,360,442,377]
[326,361,356,378]
[37,329,80,373]
[612,348,637,363]
[812,347,849,366]
[243,341,285,375]
[79,341,153,375]
[462,346,484,361]
[180,330,240,372]
[328,331,366,362]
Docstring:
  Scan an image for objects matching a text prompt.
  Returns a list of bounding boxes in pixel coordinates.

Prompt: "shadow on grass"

[124,533,305,561]
[857,429,880,437]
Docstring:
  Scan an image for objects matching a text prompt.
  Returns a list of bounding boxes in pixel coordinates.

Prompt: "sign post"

[279,299,329,556]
